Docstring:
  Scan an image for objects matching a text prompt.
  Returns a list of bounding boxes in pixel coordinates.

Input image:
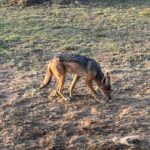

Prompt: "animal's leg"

[69,75,80,97]
[56,75,68,101]
[51,63,67,101]
[85,77,97,99]
[94,79,103,95]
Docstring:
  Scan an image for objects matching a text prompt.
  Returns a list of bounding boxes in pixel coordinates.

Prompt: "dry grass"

[0,1,150,149]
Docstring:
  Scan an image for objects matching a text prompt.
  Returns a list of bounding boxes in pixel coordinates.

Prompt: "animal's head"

[101,72,112,100]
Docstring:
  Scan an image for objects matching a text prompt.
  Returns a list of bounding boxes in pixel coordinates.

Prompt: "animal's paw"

[65,96,74,102]
[64,97,69,101]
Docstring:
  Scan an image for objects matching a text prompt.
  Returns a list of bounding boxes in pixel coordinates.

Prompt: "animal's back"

[55,53,97,68]
[53,53,104,80]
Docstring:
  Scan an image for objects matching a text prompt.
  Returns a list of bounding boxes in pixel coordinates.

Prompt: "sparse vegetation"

[139,8,150,17]
[58,44,77,51]
[0,0,150,149]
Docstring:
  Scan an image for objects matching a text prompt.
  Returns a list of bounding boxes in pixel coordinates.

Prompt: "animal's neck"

[96,69,104,82]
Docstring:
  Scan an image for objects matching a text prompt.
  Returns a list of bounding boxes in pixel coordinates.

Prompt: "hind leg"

[52,64,68,101]
[56,75,68,101]
[69,75,80,97]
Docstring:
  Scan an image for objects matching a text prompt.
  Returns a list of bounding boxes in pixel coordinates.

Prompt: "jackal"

[40,53,111,101]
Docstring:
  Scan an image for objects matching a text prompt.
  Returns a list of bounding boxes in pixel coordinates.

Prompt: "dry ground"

[0,1,150,149]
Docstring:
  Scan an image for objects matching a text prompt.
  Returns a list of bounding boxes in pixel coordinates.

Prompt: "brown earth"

[1,49,149,149]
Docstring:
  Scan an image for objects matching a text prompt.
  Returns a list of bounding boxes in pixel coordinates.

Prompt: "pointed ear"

[106,72,110,79]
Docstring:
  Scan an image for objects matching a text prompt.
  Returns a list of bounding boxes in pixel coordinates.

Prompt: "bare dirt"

[1,50,150,149]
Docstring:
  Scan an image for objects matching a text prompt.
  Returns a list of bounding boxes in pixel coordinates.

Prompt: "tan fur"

[40,55,111,101]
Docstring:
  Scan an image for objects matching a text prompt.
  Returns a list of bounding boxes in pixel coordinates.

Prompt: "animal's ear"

[105,72,110,85]
[106,72,110,77]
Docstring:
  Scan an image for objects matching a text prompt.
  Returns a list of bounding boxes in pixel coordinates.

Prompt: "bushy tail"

[40,65,53,89]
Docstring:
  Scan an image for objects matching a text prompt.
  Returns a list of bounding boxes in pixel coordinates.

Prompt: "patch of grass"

[3,34,21,42]
[58,45,77,51]
[95,33,107,38]
[139,8,150,17]
[110,57,120,66]
[51,8,61,16]
[107,42,119,52]
[0,41,9,49]
[127,53,150,66]
[0,21,9,29]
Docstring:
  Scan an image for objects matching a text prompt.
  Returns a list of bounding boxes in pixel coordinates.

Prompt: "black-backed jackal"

[40,53,111,101]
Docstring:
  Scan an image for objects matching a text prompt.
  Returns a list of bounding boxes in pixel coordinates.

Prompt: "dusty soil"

[0,2,150,150]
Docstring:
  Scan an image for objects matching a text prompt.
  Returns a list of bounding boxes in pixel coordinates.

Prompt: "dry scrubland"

[0,1,150,149]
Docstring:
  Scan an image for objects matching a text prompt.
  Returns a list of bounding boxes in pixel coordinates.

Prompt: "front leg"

[85,77,99,100]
